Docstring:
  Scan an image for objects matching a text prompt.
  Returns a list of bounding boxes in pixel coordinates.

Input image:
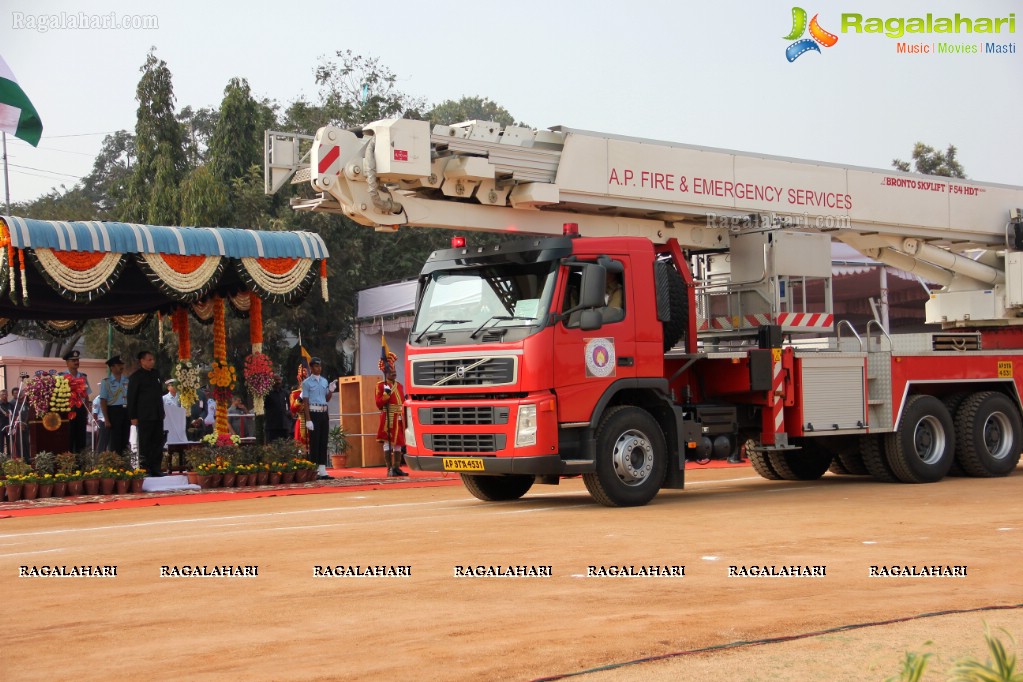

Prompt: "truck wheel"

[657,262,688,352]
[942,393,969,476]
[748,450,782,480]
[824,435,870,475]
[828,457,851,475]
[767,449,832,480]
[953,391,1023,477]
[884,395,954,483]
[860,434,898,482]
[461,474,535,501]
[583,406,666,507]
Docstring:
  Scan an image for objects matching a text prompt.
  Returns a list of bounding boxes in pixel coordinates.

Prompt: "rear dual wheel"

[884,395,954,484]
[953,391,1022,477]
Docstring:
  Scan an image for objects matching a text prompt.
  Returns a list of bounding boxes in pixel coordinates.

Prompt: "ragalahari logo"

[784,7,839,61]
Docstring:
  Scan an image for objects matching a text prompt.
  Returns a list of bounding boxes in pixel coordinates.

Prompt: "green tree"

[428,96,521,127]
[81,130,135,217]
[209,78,272,184]
[180,165,230,227]
[178,105,217,168]
[892,143,967,178]
[121,49,186,224]
[310,50,427,129]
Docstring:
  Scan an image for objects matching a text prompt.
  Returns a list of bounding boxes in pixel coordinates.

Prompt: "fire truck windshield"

[412,262,557,340]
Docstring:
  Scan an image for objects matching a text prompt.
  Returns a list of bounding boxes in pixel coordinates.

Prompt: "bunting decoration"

[138,253,224,302]
[36,319,86,338]
[238,257,317,304]
[108,313,153,335]
[30,248,125,301]
[0,217,329,322]
[189,299,216,325]
[227,290,252,318]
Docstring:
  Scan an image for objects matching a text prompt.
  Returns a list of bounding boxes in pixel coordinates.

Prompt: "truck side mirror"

[579,309,603,331]
[579,263,606,309]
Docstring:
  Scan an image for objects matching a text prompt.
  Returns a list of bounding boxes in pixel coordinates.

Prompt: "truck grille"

[419,406,510,426]
[424,434,505,453]
[411,357,516,387]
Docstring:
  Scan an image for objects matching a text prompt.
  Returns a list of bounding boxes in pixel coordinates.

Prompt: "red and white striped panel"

[697,314,772,332]
[772,355,785,435]
[315,144,342,179]
[775,313,834,330]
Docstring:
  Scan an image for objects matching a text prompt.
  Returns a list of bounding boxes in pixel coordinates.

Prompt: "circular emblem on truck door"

[584,338,616,378]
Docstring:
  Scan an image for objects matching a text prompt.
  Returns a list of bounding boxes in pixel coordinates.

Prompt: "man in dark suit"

[127,350,165,477]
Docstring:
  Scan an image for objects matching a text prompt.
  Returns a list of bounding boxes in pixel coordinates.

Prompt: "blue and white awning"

[0,216,331,327]
[1,216,328,259]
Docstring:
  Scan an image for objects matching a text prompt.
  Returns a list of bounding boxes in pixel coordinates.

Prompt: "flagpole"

[2,132,9,213]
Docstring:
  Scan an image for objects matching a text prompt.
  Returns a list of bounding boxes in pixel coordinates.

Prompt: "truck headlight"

[515,404,537,448]
[404,406,416,448]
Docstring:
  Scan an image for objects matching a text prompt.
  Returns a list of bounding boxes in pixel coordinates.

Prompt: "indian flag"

[0,54,43,147]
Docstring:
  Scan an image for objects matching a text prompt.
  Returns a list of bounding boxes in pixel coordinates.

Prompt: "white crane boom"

[265,119,1023,328]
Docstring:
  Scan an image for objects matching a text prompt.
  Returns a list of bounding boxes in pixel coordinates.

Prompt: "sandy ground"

[2,466,1021,681]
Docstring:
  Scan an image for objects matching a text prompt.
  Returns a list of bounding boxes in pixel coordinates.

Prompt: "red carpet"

[0,460,750,518]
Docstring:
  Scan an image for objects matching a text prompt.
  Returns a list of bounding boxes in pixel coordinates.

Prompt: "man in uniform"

[63,349,93,453]
[376,352,407,477]
[300,357,336,480]
[99,355,129,456]
[127,350,165,477]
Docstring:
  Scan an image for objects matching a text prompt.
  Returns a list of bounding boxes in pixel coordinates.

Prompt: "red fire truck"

[267,119,1023,506]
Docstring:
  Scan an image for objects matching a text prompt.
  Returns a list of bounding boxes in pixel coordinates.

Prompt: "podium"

[337,376,386,467]
[29,419,70,456]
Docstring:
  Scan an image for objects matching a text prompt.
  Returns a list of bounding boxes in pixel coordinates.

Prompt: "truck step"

[561,459,594,475]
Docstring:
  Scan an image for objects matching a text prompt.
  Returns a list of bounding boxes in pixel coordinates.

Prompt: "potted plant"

[3,459,32,502]
[38,472,55,498]
[4,474,23,502]
[82,469,102,496]
[129,468,146,494]
[268,460,284,485]
[21,471,40,501]
[52,472,68,497]
[329,425,350,469]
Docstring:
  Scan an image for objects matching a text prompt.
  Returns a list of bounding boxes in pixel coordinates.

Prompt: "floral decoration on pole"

[208,295,234,436]
[172,306,199,411]
[244,352,273,416]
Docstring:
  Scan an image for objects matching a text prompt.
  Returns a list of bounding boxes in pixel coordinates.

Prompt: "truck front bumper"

[406,454,566,476]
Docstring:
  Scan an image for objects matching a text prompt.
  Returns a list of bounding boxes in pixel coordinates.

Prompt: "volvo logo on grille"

[455,366,467,379]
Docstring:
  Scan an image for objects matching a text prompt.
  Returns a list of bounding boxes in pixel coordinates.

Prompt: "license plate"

[442,458,485,472]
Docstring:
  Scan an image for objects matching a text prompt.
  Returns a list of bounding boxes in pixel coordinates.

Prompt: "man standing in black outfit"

[127,350,165,477]
[264,375,292,443]
[63,349,92,453]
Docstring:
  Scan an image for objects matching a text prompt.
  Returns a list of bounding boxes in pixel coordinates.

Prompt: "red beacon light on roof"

[451,236,466,248]
[563,222,580,237]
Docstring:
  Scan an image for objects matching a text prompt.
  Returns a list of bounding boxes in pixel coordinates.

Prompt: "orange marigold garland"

[172,307,191,360]
[7,244,16,303]
[208,295,231,435]
[17,247,27,305]
[320,259,328,302]
[249,292,263,352]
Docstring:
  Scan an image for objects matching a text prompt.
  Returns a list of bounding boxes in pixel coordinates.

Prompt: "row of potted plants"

[1,450,149,502]
[3,469,148,502]
[184,440,320,489]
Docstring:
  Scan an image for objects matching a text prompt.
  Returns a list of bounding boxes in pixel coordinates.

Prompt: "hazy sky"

[2,0,1020,206]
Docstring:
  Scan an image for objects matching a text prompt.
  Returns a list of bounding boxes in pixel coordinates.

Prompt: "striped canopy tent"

[0,216,329,337]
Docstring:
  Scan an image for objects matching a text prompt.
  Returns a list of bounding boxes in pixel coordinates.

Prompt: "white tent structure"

[354,280,417,383]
